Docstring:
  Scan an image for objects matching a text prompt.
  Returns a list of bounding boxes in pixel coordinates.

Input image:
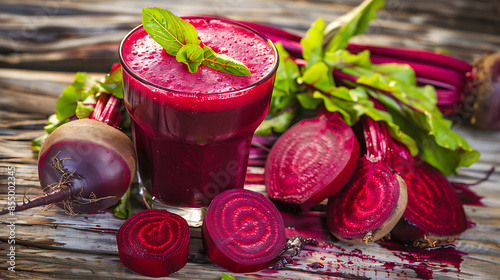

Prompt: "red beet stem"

[362,112,393,166]
[237,19,472,76]
[368,55,467,91]
[347,43,472,74]
[90,93,122,128]
[202,189,286,273]
[265,113,360,210]
[90,93,110,120]
[435,89,464,105]
[117,209,190,277]
[236,20,472,113]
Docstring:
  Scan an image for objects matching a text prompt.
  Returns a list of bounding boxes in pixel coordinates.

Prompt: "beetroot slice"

[326,158,407,244]
[390,141,467,238]
[202,189,286,273]
[265,113,360,210]
[117,209,189,277]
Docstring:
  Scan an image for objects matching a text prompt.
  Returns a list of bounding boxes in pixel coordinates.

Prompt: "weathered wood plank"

[0,0,499,69]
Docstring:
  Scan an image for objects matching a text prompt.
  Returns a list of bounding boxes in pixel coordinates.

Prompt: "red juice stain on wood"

[378,240,467,279]
[280,211,332,242]
[451,182,484,206]
[308,262,325,269]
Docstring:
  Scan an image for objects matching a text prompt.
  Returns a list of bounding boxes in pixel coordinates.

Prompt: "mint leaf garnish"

[176,44,204,73]
[141,7,251,76]
[202,44,252,76]
[142,7,200,56]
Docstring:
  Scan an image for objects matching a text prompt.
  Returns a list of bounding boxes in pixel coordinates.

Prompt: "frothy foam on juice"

[123,18,275,94]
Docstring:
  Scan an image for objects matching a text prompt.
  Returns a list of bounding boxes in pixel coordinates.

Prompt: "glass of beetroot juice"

[119,16,278,226]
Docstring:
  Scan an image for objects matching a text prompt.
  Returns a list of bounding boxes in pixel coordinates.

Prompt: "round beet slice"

[117,209,190,277]
[265,114,360,210]
[202,189,286,273]
[326,158,408,244]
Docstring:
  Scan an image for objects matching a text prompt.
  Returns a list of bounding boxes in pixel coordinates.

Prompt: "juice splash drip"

[451,166,494,206]
[451,182,484,206]
[378,240,467,279]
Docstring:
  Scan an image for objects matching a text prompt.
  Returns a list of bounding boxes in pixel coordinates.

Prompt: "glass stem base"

[139,185,206,227]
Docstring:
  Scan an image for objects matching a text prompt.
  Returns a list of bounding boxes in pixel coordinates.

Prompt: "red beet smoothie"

[120,17,277,207]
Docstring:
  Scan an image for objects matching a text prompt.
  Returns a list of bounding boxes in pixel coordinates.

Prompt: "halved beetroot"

[326,157,407,244]
[326,114,408,244]
[117,209,189,277]
[264,113,360,210]
[390,140,468,247]
[202,189,286,273]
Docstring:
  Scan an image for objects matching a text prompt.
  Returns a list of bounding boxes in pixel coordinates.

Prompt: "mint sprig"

[142,7,251,76]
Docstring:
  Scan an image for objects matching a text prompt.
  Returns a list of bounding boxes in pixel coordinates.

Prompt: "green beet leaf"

[55,72,97,121]
[256,43,300,135]
[323,0,385,53]
[221,273,237,280]
[301,18,326,69]
[256,109,295,135]
[110,187,132,219]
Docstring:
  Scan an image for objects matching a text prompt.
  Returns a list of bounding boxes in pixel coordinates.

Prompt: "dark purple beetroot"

[202,189,286,273]
[390,140,468,247]
[117,209,189,277]
[326,114,408,244]
[0,119,136,216]
[264,113,360,210]
[326,157,407,244]
[470,52,500,130]
[38,119,136,213]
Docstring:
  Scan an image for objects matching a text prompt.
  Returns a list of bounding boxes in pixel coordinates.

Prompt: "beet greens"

[248,0,479,176]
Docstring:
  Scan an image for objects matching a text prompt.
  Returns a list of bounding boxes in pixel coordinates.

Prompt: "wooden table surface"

[1,0,500,279]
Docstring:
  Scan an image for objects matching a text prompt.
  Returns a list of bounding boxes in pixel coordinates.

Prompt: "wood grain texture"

[1,0,500,279]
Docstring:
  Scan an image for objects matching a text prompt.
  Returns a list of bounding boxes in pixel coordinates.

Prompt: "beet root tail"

[0,187,72,216]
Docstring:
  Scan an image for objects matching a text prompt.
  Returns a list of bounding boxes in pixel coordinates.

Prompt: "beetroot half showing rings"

[116,209,190,278]
[264,113,360,210]
[202,189,286,273]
